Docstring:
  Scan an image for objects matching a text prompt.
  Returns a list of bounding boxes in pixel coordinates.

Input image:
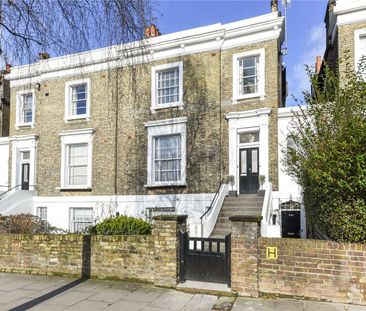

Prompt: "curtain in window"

[71,208,93,233]
[239,56,259,95]
[20,93,33,123]
[154,135,182,182]
[71,84,87,115]
[157,68,179,105]
[68,143,88,186]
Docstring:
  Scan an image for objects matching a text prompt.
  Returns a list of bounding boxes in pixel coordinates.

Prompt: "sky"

[153,0,329,106]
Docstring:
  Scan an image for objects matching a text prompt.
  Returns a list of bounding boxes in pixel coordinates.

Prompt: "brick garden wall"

[0,216,185,288]
[258,238,366,305]
[0,234,86,277]
[230,218,366,305]
[91,235,154,283]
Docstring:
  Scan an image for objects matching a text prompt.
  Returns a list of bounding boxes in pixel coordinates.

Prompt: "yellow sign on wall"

[266,247,278,259]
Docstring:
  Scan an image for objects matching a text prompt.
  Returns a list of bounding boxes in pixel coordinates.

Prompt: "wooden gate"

[179,233,231,286]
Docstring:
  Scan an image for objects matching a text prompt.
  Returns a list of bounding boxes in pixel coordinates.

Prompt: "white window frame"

[69,207,93,233]
[64,78,91,122]
[37,206,47,222]
[16,89,35,128]
[151,61,184,112]
[59,129,94,190]
[145,117,187,187]
[232,48,265,102]
[354,28,366,77]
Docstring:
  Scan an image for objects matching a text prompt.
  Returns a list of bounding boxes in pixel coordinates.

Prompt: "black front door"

[239,148,259,194]
[281,210,301,238]
[21,163,30,190]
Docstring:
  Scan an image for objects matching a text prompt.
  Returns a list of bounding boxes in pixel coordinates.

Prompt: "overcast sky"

[154,0,328,106]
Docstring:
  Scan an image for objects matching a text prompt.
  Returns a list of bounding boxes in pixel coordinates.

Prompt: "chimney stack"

[315,56,322,74]
[328,0,336,12]
[38,52,50,60]
[271,0,278,12]
[144,25,161,38]
[5,64,11,74]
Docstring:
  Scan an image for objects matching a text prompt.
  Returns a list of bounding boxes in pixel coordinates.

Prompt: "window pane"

[22,151,30,160]
[252,149,258,174]
[37,207,47,222]
[239,132,259,144]
[239,55,259,95]
[70,83,87,116]
[240,150,247,175]
[67,143,88,186]
[71,208,93,233]
[157,67,179,105]
[154,135,182,182]
[20,93,33,124]
[360,36,366,50]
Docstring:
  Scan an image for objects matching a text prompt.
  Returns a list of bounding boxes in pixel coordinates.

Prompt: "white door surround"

[10,135,38,191]
[226,108,271,195]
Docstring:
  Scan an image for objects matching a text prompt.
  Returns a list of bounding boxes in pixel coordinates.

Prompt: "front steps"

[210,193,264,237]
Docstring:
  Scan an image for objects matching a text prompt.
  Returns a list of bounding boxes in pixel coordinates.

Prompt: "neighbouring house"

[0,72,10,194]
[323,0,366,76]
[0,2,311,237]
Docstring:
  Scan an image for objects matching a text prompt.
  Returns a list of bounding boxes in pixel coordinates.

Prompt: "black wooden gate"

[179,233,231,286]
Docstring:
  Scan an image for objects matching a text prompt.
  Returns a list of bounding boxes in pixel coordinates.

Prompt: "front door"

[239,148,259,194]
[21,163,30,190]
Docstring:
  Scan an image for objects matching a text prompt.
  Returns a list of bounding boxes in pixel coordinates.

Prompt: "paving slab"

[147,290,194,310]
[65,299,110,311]
[1,273,366,311]
[232,297,304,311]
[87,287,132,303]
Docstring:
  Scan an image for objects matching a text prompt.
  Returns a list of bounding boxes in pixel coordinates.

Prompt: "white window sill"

[64,115,90,123]
[232,93,265,103]
[151,102,184,113]
[16,123,34,129]
[145,182,187,188]
[56,186,92,191]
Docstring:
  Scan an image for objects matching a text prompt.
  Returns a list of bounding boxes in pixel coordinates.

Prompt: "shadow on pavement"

[9,235,92,311]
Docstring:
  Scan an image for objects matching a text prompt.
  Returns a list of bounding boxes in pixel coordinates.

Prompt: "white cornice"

[333,0,366,27]
[0,137,10,144]
[7,12,284,87]
[58,128,95,136]
[144,117,188,128]
[277,106,302,118]
[225,108,272,120]
[9,134,39,143]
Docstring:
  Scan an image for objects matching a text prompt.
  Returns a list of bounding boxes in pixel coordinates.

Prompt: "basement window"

[70,208,93,233]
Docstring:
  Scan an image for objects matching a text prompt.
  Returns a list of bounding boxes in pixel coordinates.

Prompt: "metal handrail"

[0,184,36,199]
[200,179,225,222]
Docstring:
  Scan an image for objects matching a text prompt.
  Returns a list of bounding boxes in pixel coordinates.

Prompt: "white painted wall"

[278,107,302,199]
[0,138,9,193]
[277,106,306,238]
[33,193,214,232]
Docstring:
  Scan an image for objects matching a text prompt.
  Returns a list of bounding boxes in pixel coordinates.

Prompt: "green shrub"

[89,215,153,235]
[285,55,366,242]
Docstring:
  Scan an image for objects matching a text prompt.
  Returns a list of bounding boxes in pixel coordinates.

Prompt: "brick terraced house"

[1,0,364,238]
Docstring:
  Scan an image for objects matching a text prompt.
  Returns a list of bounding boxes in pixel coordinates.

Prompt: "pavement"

[0,273,365,311]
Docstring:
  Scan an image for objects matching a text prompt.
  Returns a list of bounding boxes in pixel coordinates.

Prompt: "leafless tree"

[0,0,155,65]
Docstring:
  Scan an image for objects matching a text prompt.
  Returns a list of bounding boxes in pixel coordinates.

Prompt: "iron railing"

[0,184,36,200]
